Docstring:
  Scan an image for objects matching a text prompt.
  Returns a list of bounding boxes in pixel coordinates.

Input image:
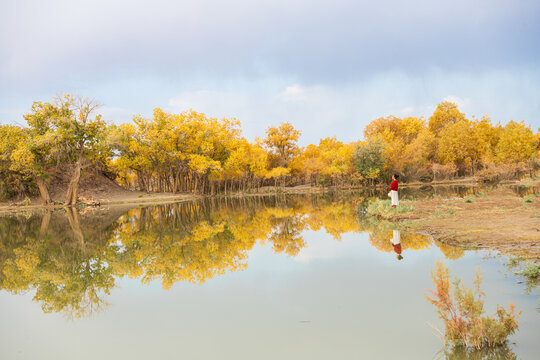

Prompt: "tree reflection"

[441,343,517,360]
[0,194,466,317]
[0,209,120,318]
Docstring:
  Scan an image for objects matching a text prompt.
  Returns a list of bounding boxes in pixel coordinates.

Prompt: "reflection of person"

[390,230,403,260]
[388,174,399,208]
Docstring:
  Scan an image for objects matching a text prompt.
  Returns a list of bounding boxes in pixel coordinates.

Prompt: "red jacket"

[389,180,398,192]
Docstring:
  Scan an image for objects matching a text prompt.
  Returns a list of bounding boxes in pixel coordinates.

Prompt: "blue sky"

[1,0,539,145]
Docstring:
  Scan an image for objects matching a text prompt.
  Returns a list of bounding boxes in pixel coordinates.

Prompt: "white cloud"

[158,67,540,146]
[280,85,308,102]
[443,95,471,110]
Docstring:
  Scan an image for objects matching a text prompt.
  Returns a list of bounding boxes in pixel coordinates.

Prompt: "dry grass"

[404,188,540,262]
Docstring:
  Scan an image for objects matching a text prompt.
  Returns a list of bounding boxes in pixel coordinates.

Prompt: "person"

[388,174,399,208]
[390,229,403,260]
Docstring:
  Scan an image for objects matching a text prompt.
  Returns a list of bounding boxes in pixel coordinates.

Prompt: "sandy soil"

[389,188,540,262]
[0,171,201,213]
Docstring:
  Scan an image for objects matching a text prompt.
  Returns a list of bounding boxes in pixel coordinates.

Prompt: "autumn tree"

[428,101,466,135]
[264,122,301,168]
[21,95,109,205]
[495,120,537,164]
[290,144,323,185]
[364,115,429,179]
[0,125,36,199]
[438,119,490,174]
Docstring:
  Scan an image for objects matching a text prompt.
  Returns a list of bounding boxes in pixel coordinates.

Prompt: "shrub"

[519,262,539,279]
[426,261,521,349]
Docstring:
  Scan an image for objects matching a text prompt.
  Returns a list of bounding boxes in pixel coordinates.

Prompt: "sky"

[1,0,539,145]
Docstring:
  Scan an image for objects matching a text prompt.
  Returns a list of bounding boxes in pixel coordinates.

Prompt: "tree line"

[0,95,538,204]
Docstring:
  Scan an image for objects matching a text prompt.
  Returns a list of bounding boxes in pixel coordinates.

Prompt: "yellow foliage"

[495,121,536,163]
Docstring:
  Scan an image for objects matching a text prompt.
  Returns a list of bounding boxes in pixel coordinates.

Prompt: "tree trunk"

[35,176,52,205]
[66,207,85,251]
[39,209,52,238]
[65,161,82,206]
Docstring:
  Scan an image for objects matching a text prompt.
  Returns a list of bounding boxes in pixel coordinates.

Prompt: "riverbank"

[0,176,537,213]
[366,186,540,262]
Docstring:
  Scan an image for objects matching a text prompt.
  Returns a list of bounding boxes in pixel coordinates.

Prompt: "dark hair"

[393,174,399,180]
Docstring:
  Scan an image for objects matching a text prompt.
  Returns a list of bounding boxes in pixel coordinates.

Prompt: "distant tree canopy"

[0,96,538,203]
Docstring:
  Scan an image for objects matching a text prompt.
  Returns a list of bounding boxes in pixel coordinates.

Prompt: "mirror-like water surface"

[0,189,538,359]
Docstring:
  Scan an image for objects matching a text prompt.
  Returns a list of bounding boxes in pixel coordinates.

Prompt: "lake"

[0,188,538,359]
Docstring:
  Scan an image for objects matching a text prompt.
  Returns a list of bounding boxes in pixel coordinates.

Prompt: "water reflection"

[441,343,517,360]
[390,230,403,260]
[0,195,467,317]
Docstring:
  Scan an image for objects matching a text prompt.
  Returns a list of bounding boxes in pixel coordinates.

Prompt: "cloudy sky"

[1,0,539,145]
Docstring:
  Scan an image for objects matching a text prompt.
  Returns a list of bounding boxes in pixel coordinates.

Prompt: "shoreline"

[366,186,540,263]
[0,179,538,264]
[0,177,536,214]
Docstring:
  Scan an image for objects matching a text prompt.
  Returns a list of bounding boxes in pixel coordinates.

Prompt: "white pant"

[388,190,399,206]
[391,230,401,245]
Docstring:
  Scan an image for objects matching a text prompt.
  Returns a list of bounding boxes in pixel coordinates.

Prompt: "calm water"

[0,189,538,360]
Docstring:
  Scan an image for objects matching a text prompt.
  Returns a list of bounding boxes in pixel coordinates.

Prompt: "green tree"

[352,139,385,184]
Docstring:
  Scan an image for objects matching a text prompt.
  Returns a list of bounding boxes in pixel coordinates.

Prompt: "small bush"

[365,199,415,218]
[519,262,539,279]
[426,261,521,349]
[464,196,474,203]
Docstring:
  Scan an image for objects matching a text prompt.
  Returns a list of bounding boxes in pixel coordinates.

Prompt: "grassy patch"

[365,199,415,218]
[433,209,444,218]
[464,195,474,203]
[523,195,534,203]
